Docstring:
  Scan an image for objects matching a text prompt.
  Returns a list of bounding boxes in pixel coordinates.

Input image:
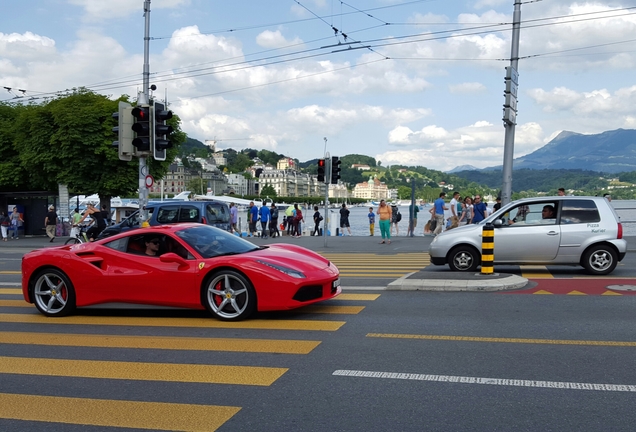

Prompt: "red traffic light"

[318,159,325,168]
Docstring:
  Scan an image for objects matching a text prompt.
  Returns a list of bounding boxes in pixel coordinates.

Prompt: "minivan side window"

[206,204,230,223]
[156,206,180,224]
[560,200,600,224]
[178,206,200,223]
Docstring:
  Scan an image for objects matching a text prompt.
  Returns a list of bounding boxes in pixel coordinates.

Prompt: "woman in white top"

[459,196,473,225]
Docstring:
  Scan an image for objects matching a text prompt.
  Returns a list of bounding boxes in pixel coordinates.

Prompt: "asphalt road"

[1,235,636,431]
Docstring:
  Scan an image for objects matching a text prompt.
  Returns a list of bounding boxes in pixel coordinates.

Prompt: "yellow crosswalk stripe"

[0,288,21,295]
[295,305,365,314]
[0,313,345,331]
[520,265,554,279]
[0,300,28,307]
[334,294,380,301]
[321,252,429,278]
[0,356,287,386]
[0,393,240,431]
[0,331,320,354]
[0,271,20,274]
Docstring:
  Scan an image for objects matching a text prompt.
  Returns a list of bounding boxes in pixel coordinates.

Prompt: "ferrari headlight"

[257,260,306,279]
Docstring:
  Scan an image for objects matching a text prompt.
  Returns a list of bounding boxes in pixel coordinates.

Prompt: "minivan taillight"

[617,223,623,239]
[201,217,207,225]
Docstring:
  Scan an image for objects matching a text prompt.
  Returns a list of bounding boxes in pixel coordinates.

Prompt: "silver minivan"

[429,196,627,275]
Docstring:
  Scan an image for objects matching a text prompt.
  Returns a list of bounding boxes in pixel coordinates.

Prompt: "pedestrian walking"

[472,195,487,224]
[269,203,280,238]
[229,202,238,234]
[459,196,473,225]
[10,206,23,240]
[448,192,460,230]
[293,204,304,237]
[390,204,401,236]
[339,203,351,236]
[0,211,10,241]
[367,207,375,236]
[377,199,392,244]
[285,205,294,235]
[312,206,322,236]
[259,204,270,239]
[433,192,448,236]
[69,208,82,239]
[45,205,58,242]
[248,201,259,237]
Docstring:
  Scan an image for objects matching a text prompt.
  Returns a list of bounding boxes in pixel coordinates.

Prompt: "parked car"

[429,196,626,275]
[22,224,341,320]
[98,200,231,239]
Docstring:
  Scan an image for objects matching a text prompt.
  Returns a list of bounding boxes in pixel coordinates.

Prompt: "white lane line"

[333,370,636,392]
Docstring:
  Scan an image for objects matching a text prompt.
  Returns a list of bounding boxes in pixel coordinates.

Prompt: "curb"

[387,272,529,292]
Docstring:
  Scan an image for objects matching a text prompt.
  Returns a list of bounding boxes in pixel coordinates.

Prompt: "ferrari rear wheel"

[32,268,76,317]
[203,270,256,321]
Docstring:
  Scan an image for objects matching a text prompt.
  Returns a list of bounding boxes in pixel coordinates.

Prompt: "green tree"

[6,89,185,207]
[260,184,277,198]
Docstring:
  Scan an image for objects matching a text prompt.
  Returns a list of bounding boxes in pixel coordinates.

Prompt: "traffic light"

[112,102,135,161]
[131,104,151,153]
[152,101,173,161]
[317,158,326,182]
[330,156,341,184]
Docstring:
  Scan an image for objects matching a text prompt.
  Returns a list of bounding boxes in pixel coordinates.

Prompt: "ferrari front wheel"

[203,270,256,321]
[32,268,76,317]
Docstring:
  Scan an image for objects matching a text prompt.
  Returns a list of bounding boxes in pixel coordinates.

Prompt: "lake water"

[237,200,636,237]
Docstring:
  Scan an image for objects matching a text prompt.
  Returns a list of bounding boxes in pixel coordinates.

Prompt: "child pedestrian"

[368,207,375,236]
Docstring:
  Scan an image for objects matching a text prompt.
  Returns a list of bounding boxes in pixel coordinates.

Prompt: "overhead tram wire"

[3,6,635,102]
[67,6,636,93]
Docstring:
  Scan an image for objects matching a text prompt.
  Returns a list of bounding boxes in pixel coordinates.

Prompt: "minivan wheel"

[583,245,617,275]
[448,246,480,272]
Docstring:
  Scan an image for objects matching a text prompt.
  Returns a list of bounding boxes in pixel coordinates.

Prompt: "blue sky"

[1,0,635,171]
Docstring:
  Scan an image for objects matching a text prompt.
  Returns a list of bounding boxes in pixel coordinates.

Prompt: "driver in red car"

[145,237,161,256]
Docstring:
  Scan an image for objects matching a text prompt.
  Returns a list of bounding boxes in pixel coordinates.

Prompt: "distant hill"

[447,164,479,173]
[486,129,636,173]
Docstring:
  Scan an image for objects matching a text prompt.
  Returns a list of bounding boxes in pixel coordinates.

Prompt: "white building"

[352,177,390,201]
[258,169,324,197]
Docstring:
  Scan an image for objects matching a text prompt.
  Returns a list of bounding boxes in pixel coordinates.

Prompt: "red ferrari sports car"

[22,224,341,320]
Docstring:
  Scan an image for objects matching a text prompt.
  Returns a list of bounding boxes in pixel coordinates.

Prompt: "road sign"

[505,66,519,85]
[145,175,154,188]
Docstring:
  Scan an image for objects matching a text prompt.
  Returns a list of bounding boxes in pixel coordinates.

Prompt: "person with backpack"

[390,204,401,236]
[292,204,304,238]
[312,206,322,236]
[269,203,280,238]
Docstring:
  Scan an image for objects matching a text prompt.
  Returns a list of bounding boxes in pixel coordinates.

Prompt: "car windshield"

[175,225,259,258]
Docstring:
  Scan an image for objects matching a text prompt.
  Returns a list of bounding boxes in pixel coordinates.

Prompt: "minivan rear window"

[178,205,200,223]
[206,204,230,223]
[560,200,600,224]
[156,205,180,224]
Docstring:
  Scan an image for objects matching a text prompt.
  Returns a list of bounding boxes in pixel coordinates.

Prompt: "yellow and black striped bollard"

[481,223,494,274]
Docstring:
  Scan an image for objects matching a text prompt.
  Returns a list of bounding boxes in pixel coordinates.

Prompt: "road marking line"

[0,313,345,331]
[0,289,22,295]
[567,290,587,295]
[0,356,287,386]
[333,294,381,301]
[602,291,623,296]
[520,265,553,279]
[0,271,20,274]
[533,290,553,295]
[297,305,365,314]
[0,300,29,307]
[367,333,636,347]
[0,393,240,431]
[0,331,320,354]
[332,370,636,392]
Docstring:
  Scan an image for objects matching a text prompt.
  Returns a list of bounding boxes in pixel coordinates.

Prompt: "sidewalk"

[3,234,634,292]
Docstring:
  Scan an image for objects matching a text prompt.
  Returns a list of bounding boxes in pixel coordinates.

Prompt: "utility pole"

[138,0,152,223]
[501,0,522,206]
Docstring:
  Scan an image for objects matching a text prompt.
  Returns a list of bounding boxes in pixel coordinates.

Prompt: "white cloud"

[68,0,191,20]
[449,82,487,94]
[255,30,303,49]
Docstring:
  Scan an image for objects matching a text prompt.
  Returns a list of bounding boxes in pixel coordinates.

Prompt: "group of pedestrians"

[426,191,495,236]
[244,202,307,239]
[0,207,24,241]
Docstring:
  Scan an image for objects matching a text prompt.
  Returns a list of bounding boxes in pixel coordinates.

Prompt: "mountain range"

[449,129,636,174]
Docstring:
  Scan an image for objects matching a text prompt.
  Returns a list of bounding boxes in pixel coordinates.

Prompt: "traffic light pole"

[323,152,330,247]
[138,0,152,223]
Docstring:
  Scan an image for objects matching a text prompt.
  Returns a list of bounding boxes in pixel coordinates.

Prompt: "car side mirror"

[160,252,189,269]
[493,219,503,228]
